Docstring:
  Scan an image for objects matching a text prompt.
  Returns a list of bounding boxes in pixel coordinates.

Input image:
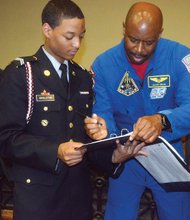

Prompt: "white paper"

[135,137,190,184]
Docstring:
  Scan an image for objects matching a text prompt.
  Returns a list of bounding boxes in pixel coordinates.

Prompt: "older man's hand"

[112,139,148,163]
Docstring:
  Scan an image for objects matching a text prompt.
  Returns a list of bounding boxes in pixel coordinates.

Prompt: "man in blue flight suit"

[85,2,190,220]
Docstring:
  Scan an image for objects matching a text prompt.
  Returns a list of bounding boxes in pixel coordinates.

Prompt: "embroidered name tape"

[148,75,170,88]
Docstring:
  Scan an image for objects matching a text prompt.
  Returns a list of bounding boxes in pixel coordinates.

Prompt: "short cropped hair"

[41,0,84,28]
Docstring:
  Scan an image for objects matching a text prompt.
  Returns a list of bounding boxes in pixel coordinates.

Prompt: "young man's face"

[43,18,86,62]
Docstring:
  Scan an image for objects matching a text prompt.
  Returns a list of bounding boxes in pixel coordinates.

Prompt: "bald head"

[122,2,163,64]
[125,2,163,34]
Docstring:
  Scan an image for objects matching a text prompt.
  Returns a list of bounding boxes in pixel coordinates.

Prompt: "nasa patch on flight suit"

[148,75,170,88]
[117,71,139,96]
[150,87,167,99]
[36,90,55,102]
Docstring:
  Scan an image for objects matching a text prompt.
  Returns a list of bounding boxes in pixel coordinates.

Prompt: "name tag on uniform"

[79,91,89,95]
[148,75,170,88]
[36,90,55,102]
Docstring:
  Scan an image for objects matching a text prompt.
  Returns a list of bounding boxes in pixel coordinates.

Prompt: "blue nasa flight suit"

[92,38,190,220]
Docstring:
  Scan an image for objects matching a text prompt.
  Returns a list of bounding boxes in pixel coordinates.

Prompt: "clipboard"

[135,136,190,192]
[83,131,190,192]
[82,132,132,151]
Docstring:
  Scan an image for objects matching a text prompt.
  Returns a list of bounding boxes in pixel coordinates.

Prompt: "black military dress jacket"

[0,47,100,220]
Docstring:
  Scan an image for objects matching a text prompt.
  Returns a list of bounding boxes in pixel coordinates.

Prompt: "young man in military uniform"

[0,1,97,219]
[0,1,95,219]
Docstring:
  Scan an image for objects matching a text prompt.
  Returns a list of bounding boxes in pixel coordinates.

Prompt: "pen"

[75,110,103,126]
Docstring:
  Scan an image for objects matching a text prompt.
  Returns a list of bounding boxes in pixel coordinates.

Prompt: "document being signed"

[135,136,190,192]
[84,133,190,192]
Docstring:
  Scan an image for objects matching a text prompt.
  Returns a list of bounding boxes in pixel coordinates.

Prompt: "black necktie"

[59,63,68,88]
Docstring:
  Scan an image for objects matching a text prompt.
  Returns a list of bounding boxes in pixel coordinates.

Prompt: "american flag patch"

[182,54,190,73]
